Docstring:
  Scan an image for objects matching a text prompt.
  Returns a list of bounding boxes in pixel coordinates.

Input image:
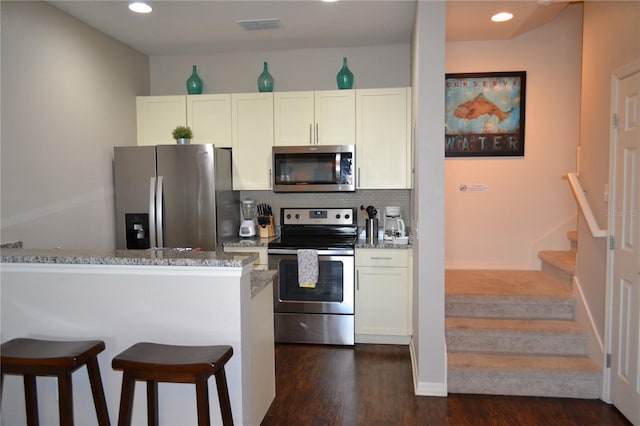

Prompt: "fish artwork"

[454,94,511,123]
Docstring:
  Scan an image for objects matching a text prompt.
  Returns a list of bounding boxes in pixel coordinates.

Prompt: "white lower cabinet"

[355,248,412,344]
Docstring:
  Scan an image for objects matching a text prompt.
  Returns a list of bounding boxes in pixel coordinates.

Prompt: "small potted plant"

[172,125,193,145]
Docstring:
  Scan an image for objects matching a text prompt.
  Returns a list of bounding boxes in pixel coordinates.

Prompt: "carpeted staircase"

[446,231,602,398]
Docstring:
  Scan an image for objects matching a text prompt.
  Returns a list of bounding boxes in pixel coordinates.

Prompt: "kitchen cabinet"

[224,245,268,270]
[186,94,232,147]
[136,95,232,147]
[355,248,412,344]
[274,90,355,146]
[136,96,186,146]
[356,87,412,189]
[231,93,274,190]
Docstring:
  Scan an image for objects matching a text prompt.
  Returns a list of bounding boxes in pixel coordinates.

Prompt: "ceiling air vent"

[236,18,281,31]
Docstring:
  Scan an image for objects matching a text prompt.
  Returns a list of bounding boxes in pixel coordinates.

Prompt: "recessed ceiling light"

[322,0,340,3]
[129,2,152,14]
[491,12,513,23]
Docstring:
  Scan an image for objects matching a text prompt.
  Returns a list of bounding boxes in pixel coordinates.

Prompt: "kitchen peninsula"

[0,248,275,425]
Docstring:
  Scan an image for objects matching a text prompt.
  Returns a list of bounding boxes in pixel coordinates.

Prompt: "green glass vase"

[186,65,203,94]
[336,57,354,90]
[257,61,274,93]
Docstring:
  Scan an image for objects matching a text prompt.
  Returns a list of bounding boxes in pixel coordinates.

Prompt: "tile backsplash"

[240,189,411,230]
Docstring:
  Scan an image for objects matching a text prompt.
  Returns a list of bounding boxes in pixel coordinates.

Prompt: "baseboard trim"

[356,334,410,345]
[410,338,448,397]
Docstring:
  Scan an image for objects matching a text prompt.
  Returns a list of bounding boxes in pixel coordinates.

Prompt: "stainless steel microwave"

[272,145,356,192]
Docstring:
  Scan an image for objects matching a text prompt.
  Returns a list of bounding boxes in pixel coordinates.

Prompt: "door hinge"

[606,353,612,368]
[609,235,615,250]
[612,113,619,130]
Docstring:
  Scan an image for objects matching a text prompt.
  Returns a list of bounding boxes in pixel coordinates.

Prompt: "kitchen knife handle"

[149,177,157,248]
[156,175,164,248]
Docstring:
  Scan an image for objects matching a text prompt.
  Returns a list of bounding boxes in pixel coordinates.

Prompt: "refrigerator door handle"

[156,175,164,248]
[149,177,157,248]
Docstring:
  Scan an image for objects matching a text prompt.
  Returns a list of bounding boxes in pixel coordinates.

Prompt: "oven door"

[268,249,354,315]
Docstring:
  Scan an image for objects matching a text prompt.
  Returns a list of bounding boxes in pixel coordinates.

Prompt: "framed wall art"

[445,71,526,157]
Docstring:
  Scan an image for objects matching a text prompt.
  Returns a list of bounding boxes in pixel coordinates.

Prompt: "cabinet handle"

[357,167,361,187]
[356,269,359,290]
[315,123,319,145]
[370,257,393,260]
[309,124,312,145]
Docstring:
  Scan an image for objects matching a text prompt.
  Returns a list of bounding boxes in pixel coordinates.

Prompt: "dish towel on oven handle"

[297,249,318,288]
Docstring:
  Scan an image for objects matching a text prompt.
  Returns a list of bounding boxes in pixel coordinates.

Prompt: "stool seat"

[1,338,110,426]
[112,342,233,426]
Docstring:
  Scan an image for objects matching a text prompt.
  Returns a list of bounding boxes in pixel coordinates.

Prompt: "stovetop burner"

[269,207,358,250]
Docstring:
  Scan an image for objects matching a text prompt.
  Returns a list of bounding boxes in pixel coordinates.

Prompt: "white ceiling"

[47,0,571,56]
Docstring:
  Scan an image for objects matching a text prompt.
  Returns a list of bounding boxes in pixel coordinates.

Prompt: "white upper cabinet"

[274,90,355,146]
[356,87,411,189]
[274,91,315,146]
[231,93,274,191]
[136,96,186,146]
[137,95,232,147]
[186,94,232,148]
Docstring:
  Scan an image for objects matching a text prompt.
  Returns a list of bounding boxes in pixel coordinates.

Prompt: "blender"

[383,206,406,240]
[239,199,258,237]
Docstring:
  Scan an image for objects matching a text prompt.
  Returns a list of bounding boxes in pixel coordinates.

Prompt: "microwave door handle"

[335,153,341,183]
[156,175,164,248]
[149,177,157,248]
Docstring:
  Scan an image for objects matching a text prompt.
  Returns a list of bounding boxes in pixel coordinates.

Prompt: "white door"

[609,64,640,425]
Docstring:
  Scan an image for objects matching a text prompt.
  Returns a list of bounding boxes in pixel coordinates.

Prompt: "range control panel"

[281,208,356,226]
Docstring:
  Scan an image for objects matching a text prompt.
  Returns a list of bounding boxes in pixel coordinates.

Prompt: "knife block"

[259,216,276,238]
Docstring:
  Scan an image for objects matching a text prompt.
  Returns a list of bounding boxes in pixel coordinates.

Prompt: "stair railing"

[565,172,607,238]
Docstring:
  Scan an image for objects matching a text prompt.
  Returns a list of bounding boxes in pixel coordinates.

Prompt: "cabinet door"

[274,92,315,146]
[314,90,355,146]
[187,94,232,147]
[356,266,409,336]
[231,93,274,190]
[136,96,186,146]
[356,88,411,189]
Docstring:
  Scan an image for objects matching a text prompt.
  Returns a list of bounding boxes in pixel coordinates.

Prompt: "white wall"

[150,44,410,94]
[444,5,583,270]
[0,1,149,249]
[577,1,639,342]
[411,0,447,396]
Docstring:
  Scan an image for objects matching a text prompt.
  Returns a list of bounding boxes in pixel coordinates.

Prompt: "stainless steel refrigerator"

[113,144,239,251]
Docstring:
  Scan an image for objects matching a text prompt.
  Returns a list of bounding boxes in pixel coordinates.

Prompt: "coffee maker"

[383,206,406,240]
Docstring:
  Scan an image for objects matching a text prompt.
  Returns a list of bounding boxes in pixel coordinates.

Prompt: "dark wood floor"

[261,343,632,426]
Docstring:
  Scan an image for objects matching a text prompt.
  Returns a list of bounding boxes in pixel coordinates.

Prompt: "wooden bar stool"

[0,337,111,426]
[111,342,233,426]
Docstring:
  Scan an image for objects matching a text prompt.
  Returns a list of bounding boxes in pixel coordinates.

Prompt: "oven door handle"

[268,248,354,256]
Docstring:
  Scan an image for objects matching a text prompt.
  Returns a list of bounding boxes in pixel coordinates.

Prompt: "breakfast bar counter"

[0,248,275,425]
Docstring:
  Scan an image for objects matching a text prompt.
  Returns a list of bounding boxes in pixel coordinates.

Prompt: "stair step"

[446,318,589,356]
[445,270,575,320]
[448,352,601,399]
[538,250,576,287]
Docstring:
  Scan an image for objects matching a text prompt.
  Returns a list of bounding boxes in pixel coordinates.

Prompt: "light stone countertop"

[0,247,258,268]
[224,235,412,250]
[224,237,274,248]
[251,269,277,298]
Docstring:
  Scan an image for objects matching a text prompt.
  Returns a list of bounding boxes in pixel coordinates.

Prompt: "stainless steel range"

[268,207,358,345]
